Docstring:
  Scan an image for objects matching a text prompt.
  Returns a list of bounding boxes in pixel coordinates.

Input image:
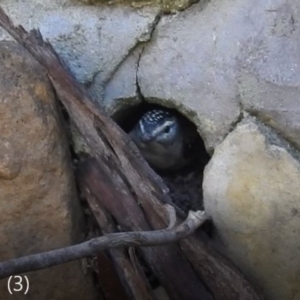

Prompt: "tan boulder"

[203,117,300,300]
[0,41,97,299]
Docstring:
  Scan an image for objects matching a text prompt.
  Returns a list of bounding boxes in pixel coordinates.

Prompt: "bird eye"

[164,125,171,134]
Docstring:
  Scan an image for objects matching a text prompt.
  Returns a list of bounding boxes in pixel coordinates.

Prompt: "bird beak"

[141,133,155,143]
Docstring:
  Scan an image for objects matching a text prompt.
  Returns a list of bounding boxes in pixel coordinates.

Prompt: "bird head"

[130,109,180,147]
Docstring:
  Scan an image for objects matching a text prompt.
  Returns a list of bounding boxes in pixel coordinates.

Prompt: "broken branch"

[0,210,207,280]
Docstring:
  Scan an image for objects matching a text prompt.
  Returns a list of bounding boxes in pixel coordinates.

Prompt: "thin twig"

[165,204,177,229]
[0,211,207,280]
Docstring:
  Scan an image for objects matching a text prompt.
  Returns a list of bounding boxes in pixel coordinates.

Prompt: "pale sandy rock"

[0,41,97,300]
[0,139,21,180]
[203,117,300,300]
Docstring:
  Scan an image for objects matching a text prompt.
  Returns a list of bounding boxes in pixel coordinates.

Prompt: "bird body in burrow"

[129,109,195,171]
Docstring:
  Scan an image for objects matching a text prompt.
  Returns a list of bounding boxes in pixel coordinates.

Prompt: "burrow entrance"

[114,102,211,213]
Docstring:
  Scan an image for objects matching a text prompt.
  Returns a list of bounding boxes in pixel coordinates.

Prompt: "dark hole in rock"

[114,103,211,214]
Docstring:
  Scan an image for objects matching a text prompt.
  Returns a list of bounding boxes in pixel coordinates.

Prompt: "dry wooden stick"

[78,159,214,300]
[0,210,207,280]
[95,252,130,300]
[84,192,156,300]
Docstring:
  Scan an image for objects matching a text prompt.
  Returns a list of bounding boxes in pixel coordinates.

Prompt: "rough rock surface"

[103,45,143,115]
[0,0,159,109]
[138,0,300,153]
[1,0,300,154]
[0,41,97,299]
[203,117,300,300]
[80,0,200,13]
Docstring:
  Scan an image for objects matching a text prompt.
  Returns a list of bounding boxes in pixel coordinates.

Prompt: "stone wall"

[1,0,300,299]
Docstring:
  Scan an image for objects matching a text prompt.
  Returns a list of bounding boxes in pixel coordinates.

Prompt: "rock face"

[0,0,159,114]
[137,1,300,298]
[0,41,97,299]
[138,0,300,153]
[203,117,300,300]
[80,0,199,13]
[103,45,143,116]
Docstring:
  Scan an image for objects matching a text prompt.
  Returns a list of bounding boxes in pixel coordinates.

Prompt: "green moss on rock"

[80,0,199,12]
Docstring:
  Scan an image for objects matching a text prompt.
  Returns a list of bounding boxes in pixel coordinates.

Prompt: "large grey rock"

[237,0,300,149]
[0,41,97,300]
[102,45,144,115]
[0,0,159,107]
[203,117,300,300]
[138,0,300,152]
[238,73,300,150]
[79,0,199,13]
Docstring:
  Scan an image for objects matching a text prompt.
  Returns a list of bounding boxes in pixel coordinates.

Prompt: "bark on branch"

[0,210,207,280]
[87,193,156,300]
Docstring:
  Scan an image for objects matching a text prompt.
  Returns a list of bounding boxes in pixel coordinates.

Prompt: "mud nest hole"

[115,103,211,214]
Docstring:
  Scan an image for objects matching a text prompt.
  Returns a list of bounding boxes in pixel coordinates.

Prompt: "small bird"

[129,109,198,171]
